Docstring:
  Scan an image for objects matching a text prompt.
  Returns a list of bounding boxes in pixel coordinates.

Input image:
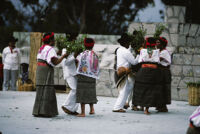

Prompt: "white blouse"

[138,49,160,63]
[160,49,171,66]
[37,45,57,67]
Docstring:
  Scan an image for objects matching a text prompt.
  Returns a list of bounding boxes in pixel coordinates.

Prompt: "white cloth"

[116,46,138,69]
[2,46,21,70]
[76,50,99,79]
[189,106,200,127]
[160,49,171,66]
[113,75,134,110]
[37,45,57,67]
[61,48,79,112]
[62,76,79,112]
[138,49,160,63]
[61,49,77,79]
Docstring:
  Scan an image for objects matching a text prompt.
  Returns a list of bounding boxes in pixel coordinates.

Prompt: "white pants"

[113,75,134,110]
[62,76,79,112]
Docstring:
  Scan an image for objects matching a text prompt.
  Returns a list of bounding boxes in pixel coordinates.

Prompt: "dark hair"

[159,37,168,48]
[117,33,132,47]
[145,37,156,48]
[65,33,79,42]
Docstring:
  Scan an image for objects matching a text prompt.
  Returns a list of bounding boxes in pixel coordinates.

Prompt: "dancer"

[61,33,80,115]
[156,37,171,112]
[186,106,200,134]
[76,38,99,117]
[132,37,164,115]
[32,32,67,117]
[113,33,138,113]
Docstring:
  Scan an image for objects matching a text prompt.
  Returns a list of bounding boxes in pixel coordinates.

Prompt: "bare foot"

[77,114,85,117]
[89,111,95,114]
[144,110,150,115]
[131,106,139,111]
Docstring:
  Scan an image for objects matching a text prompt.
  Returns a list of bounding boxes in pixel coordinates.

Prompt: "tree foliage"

[0,0,155,51]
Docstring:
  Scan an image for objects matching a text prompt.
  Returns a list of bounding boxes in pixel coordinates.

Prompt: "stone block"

[98,69,111,82]
[172,54,183,64]
[93,44,107,53]
[96,81,113,97]
[182,54,193,65]
[193,66,200,77]
[171,65,182,76]
[143,23,156,35]
[128,23,143,34]
[178,11,185,23]
[192,55,200,65]
[195,36,200,46]
[178,35,186,46]
[167,18,180,23]
[179,23,184,34]
[178,47,195,54]
[183,66,193,77]
[196,27,200,36]
[171,76,181,87]
[168,23,179,34]
[179,77,194,87]
[194,47,200,54]
[170,34,178,46]
[166,6,173,17]
[187,37,196,46]
[183,24,190,35]
[177,87,188,101]
[171,86,179,100]
[189,24,199,37]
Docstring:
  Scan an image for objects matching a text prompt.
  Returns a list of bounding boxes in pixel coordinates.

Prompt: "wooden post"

[28,32,43,89]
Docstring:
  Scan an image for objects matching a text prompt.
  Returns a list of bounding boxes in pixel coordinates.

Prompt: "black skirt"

[32,65,58,117]
[161,67,172,105]
[76,75,98,104]
[132,66,165,107]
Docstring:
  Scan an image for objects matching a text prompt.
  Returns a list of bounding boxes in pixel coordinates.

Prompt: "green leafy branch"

[186,81,200,88]
[153,23,167,39]
[129,24,147,54]
[55,34,87,53]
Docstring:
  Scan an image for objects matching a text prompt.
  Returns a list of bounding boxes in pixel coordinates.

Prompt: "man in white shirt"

[113,33,138,112]
[61,49,79,115]
[61,33,79,115]
[2,36,20,91]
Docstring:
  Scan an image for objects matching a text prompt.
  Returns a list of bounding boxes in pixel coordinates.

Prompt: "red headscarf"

[84,38,95,48]
[42,32,54,42]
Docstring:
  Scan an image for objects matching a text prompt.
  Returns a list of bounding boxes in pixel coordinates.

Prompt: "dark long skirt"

[161,68,171,104]
[76,75,97,104]
[132,67,164,107]
[32,65,58,117]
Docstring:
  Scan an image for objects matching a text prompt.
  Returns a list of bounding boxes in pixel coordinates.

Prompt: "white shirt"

[160,49,171,66]
[37,45,57,67]
[138,49,160,63]
[61,48,77,79]
[117,46,138,69]
[2,46,21,70]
